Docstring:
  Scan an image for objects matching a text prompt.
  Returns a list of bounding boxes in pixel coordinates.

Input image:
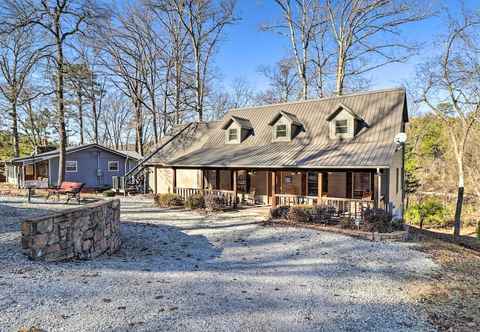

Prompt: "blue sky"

[214,0,478,92]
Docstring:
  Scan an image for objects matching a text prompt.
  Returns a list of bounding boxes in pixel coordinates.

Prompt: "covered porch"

[153,167,388,218]
[6,159,50,189]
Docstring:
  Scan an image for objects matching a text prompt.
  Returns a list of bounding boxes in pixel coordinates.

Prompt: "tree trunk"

[55,16,67,186]
[453,177,464,240]
[335,45,346,95]
[134,97,144,156]
[11,100,20,157]
[92,97,98,144]
[77,91,84,145]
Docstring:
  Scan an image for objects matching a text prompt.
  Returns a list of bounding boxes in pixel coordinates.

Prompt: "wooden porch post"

[154,167,158,194]
[172,168,177,194]
[318,172,323,204]
[215,169,220,189]
[271,171,277,208]
[200,169,205,190]
[233,170,237,208]
[375,168,382,209]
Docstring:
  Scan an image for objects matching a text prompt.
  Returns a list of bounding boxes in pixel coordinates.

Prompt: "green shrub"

[154,193,183,208]
[286,206,310,223]
[363,208,392,233]
[205,194,226,211]
[184,194,205,209]
[103,190,115,197]
[405,198,447,228]
[340,216,354,229]
[269,206,290,219]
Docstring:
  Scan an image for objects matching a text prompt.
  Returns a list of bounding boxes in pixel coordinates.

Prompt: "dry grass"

[407,239,480,331]
[430,225,479,239]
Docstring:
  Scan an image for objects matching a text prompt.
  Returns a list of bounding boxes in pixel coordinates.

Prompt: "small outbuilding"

[4,143,141,189]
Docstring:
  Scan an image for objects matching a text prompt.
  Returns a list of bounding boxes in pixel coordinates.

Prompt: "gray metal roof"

[9,143,141,165]
[147,88,408,169]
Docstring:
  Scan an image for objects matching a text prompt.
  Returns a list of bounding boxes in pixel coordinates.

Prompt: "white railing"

[175,187,238,207]
[274,195,375,219]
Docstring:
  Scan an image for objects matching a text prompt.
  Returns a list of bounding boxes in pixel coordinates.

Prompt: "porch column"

[215,169,220,189]
[172,168,177,194]
[271,171,277,208]
[233,170,237,208]
[317,172,323,203]
[375,168,382,209]
[154,167,158,194]
[200,169,205,190]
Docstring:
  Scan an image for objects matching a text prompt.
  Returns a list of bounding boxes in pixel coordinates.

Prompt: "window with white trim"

[228,128,238,141]
[335,119,348,134]
[66,161,78,172]
[275,124,287,138]
[108,161,120,172]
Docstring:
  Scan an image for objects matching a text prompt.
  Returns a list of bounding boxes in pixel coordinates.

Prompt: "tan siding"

[176,169,202,189]
[389,149,404,218]
[155,168,174,194]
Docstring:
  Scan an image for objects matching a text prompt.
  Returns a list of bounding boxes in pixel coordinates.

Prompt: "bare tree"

[163,0,238,121]
[1,0,99,184]
[97,6,150,156]
[100,93,131,149]
[325,0,429,95]
[416,11,480,239]
[0,25,41,157]
[257,58,300,103]
[264,0,322,99]
[152,4,192,127]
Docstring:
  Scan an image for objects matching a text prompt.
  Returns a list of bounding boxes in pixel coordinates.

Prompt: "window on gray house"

[335,119,348,134]
[108,161,120,172]
[276,124,287,138]
[228,128,238,141]
[66,160,78,172]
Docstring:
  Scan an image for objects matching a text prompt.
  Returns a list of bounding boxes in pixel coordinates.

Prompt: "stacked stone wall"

[21,199,121,261]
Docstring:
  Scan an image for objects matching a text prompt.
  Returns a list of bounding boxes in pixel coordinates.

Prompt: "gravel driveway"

[0,196,438,331]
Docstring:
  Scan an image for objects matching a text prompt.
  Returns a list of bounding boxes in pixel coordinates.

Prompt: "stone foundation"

[21,199,121,261]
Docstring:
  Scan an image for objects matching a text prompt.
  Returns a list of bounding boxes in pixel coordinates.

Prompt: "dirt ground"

[407,239,480,331]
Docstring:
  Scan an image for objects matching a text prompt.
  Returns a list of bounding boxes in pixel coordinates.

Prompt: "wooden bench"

[47,181,85,203]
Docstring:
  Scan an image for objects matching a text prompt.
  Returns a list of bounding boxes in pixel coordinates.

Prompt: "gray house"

[5,144,141,189]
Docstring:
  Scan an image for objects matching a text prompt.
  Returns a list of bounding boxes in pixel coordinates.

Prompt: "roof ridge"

[228,87,406,112]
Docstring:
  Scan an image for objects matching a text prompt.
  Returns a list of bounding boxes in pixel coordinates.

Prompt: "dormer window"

[335,120,348,134]
[228,128,238,141]
[268,111,303,142]
[275,124,287,138]
[327,103,364,140]
[221,115,253,144]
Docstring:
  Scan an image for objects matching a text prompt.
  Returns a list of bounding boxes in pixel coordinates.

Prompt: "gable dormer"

[326,104,362,140]
[268,111,303,142]
[221,116,253,144]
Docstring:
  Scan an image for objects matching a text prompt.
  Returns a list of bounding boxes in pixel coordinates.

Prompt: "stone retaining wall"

[21,199,121,261]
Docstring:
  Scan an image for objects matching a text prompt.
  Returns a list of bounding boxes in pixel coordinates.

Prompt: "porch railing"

[274,194,375,219]
[175,187,237,207]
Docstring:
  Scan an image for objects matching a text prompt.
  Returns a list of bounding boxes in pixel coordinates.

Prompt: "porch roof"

[146,88,408,169]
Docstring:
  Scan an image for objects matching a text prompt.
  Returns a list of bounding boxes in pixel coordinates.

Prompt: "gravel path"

[0,196,439,331]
